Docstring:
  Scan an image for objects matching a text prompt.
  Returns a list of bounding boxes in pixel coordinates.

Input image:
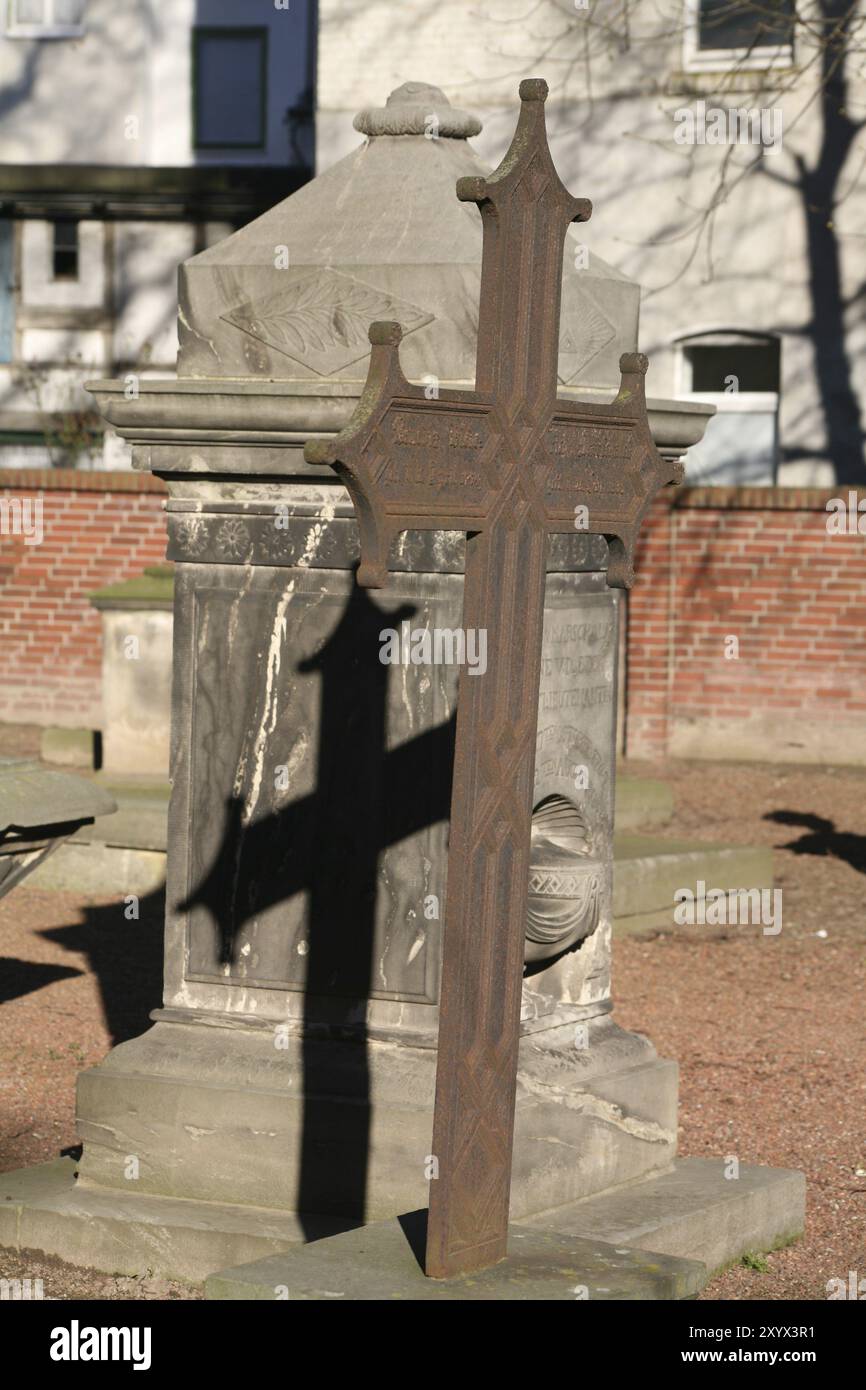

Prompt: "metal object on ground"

[0,757,116,901]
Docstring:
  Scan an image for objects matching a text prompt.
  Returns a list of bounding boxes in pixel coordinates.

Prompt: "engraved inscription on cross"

[305,78,682,1280]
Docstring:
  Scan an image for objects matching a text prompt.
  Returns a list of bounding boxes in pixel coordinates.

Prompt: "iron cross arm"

[304,326,680,590]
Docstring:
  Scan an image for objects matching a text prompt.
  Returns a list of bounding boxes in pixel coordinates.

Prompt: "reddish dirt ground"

[0,757,863,1300]
[617,759,866,1301]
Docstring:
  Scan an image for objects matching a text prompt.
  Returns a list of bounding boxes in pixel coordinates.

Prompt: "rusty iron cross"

[305,78,681,1280]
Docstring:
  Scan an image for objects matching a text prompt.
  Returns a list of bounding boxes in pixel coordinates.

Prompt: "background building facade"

[3,1,866,760]
[317,0,866,487]
[0,0,316,468]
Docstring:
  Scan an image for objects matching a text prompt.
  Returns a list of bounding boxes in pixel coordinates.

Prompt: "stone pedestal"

[76,1018,675,1226]
[71,432,675,1221]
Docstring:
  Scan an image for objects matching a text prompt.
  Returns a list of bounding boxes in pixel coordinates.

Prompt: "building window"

[51,220,79,280]
[193,28,267,150]
[684,0,794,73]
[676,331,781,484]
[6,0,85,38]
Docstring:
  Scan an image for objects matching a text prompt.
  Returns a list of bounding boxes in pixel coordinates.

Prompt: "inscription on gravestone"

[526,585,615,982]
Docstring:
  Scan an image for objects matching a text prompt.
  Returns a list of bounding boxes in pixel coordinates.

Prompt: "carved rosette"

[214,518,252,560]
[173,516,208,557]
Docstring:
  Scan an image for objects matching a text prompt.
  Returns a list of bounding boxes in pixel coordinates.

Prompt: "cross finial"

[455,78,591,406]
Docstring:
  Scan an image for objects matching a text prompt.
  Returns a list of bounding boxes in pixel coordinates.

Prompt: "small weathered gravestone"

[89,567,174,778]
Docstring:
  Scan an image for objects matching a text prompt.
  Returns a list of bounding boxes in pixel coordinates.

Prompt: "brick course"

[3,473,865,762]
[627,486,866,762]
[0,470,167,728]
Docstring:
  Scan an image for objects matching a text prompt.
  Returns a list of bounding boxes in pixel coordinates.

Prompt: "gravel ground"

[0,758,863,1301]
[616,758,866,1301]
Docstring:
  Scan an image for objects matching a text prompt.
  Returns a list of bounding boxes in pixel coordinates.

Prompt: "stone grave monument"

[0,79,803,1294]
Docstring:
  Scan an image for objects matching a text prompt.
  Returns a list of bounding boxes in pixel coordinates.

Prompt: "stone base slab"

[29,842,166,895]
[204,1215,708,1301]
[614,777,674,831]
[29,778,170,894]
[670,712,866,766]
[0,1155,803,1289]
[0,1159,337,1284]
[527,1157,805,1275]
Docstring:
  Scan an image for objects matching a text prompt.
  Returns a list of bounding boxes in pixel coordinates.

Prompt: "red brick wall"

[627,487,866,763]
[0,469,167,729]
[3,473,865,763]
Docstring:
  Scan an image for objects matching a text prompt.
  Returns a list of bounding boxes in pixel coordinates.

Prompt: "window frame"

[192,25,269,152]
[6,0,86,39]
[676,330,781,398]
[683,0,795,74]
[50,218,80,282]
[674,329,782,483]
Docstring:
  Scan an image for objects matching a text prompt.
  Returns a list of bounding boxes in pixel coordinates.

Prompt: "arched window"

[675,330,780,484]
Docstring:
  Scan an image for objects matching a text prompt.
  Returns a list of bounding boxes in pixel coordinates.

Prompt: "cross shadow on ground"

[763,810,866,876]
[0,957,83,1007]
[39,887,166,1045]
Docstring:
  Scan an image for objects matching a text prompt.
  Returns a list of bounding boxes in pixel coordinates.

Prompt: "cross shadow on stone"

[179,581,456,1231]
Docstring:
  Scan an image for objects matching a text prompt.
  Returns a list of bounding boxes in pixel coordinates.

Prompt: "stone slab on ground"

[40,727,97,769]
[28,778,170,893]
[614,776,674,831]
[0,1156,801,1292]
[613,835,773,935]
[28,842,166,895]
[73,777,169,852]
[0,1159,341,1284]
[525,1157,805,1275]
[205,1215,707,1301]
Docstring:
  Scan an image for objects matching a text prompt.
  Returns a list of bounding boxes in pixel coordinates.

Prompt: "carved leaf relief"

[222,270,434,375]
